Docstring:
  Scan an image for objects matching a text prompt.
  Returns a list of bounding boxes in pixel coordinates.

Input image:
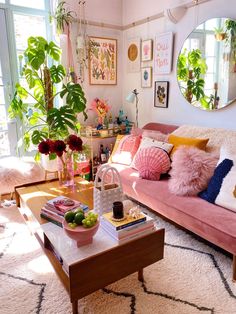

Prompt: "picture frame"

[141,67,152,88]
[154,32,174,74]
[89,36,117,85]
[141,39,153,61]
[127,38,140,72]
[154,81,169,108]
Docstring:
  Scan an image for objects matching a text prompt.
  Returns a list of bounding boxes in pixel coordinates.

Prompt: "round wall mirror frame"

[177,17,236,111]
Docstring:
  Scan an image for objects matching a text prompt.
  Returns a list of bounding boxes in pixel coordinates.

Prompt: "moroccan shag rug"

[1,205,236,314]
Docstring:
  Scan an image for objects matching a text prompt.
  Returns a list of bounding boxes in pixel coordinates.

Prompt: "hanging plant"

[53,1,76,34]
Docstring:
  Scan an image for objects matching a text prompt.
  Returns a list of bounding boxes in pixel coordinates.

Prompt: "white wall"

[122,0,236,130]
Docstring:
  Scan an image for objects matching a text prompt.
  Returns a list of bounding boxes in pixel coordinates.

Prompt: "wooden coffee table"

[15,178,164,314]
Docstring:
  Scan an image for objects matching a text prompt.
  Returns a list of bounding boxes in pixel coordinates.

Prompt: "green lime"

[64,211,75,223]
[68,222,77,229]
[74,212,85,225]
[74,208,84,215]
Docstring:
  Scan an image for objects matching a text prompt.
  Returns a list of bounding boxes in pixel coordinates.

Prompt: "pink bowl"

[62,220,99,247]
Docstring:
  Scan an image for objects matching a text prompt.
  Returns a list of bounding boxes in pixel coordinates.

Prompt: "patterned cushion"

[134,147,171,181]
[199,149,236,212]
[132,136,173,169]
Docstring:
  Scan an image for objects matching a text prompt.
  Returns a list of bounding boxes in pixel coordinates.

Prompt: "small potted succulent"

[63,209,99,247]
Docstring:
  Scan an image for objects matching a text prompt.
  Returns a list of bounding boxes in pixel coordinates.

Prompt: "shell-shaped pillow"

[134,147,171,180]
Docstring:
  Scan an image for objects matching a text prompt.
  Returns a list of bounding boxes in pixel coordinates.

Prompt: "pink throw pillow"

[130,126,143,136]
[168,146,218,196]
[135,147,171,180]
[142,130,167,142]
[111,135,141,165]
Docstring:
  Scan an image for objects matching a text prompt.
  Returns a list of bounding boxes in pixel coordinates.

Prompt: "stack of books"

[100,211,155,244]
[40,196,88,227]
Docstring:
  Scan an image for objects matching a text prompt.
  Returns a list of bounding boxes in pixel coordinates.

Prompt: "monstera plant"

[177,48,209,108]
[9,36,87,160]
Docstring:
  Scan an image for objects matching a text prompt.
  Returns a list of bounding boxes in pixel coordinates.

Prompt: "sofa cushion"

[134,147,171,180]
[199,147,236,212]
[109,134,141,165]
[168,134,209,156]
[168,146,218,196]
[132,137,173,169]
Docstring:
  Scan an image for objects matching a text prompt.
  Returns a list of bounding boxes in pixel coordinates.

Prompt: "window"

[0,0,51,157]
[10,0,45,10]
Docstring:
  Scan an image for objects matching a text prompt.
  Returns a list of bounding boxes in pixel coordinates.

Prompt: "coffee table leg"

[72,300,78,314]
[138,269,144,281]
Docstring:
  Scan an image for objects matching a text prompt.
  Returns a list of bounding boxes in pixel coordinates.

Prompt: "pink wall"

[63,0,123,126]
[65,0,122,26]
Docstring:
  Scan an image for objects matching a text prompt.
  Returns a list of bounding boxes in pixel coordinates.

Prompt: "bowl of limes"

[63,209,99,247]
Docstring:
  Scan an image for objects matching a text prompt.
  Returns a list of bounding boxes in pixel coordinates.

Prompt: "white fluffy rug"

[0,157,45,195]
[1,206,236,314]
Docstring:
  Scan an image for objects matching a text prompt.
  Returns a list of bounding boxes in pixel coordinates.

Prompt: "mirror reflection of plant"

[177,48,208,107]
[8,36,87,160]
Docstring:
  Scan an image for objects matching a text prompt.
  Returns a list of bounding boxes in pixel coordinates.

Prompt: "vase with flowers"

[38,134,83,186]
[90,98,110,127]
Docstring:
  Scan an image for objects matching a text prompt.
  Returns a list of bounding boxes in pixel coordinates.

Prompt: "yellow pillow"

[108,134,125,163]
[168,134,209,156]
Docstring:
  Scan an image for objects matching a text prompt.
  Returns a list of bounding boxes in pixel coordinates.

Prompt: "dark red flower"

[53,140,66,157]
[38,140,51,155]
[67,135,83,151]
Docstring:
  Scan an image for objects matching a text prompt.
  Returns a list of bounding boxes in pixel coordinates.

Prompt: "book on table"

[101,211,147,231]
[101,214,154,239]
[45,195,88,213]
[40,196,88,227]
[101,213,155,244]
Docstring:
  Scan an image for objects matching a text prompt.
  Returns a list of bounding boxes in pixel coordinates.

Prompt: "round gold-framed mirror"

[177,18,236,110]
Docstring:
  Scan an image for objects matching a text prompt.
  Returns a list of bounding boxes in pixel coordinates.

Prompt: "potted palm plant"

[9,36,87,167]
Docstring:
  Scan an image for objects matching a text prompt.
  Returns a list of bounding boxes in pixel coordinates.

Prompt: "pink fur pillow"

[168,146,218,196]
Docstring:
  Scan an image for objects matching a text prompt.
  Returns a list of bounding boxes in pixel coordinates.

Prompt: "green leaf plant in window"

[177,48,210,109]
[8,36,87,163]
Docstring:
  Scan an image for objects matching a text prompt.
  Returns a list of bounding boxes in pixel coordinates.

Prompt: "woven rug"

[1,206,236,314]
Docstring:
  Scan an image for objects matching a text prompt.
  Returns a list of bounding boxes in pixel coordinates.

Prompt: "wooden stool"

[44,170,58,181]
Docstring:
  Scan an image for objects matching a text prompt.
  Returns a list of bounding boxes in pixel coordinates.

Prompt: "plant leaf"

[47,41,61,61]
[47,106,77,133]
[50,64,66,83]
[31,130,48,145]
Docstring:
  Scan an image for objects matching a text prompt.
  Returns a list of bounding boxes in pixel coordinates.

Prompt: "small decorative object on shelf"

[90,98,111,126]
[38,134,83,187]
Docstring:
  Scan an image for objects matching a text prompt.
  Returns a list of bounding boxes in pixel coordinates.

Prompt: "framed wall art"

[127,38,140,72]
[154,32,173,74]
[141,67,152,88]
[154,81,169,108]
[89,36,117,85]
[141,39,153,61]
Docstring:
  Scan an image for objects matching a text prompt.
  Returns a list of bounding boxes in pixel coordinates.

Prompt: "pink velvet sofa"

[110,122,236,281]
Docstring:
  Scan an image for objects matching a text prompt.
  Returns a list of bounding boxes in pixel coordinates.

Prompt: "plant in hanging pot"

[52,1,75,35]
[214,26,227,41]
[8,36,87,168]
